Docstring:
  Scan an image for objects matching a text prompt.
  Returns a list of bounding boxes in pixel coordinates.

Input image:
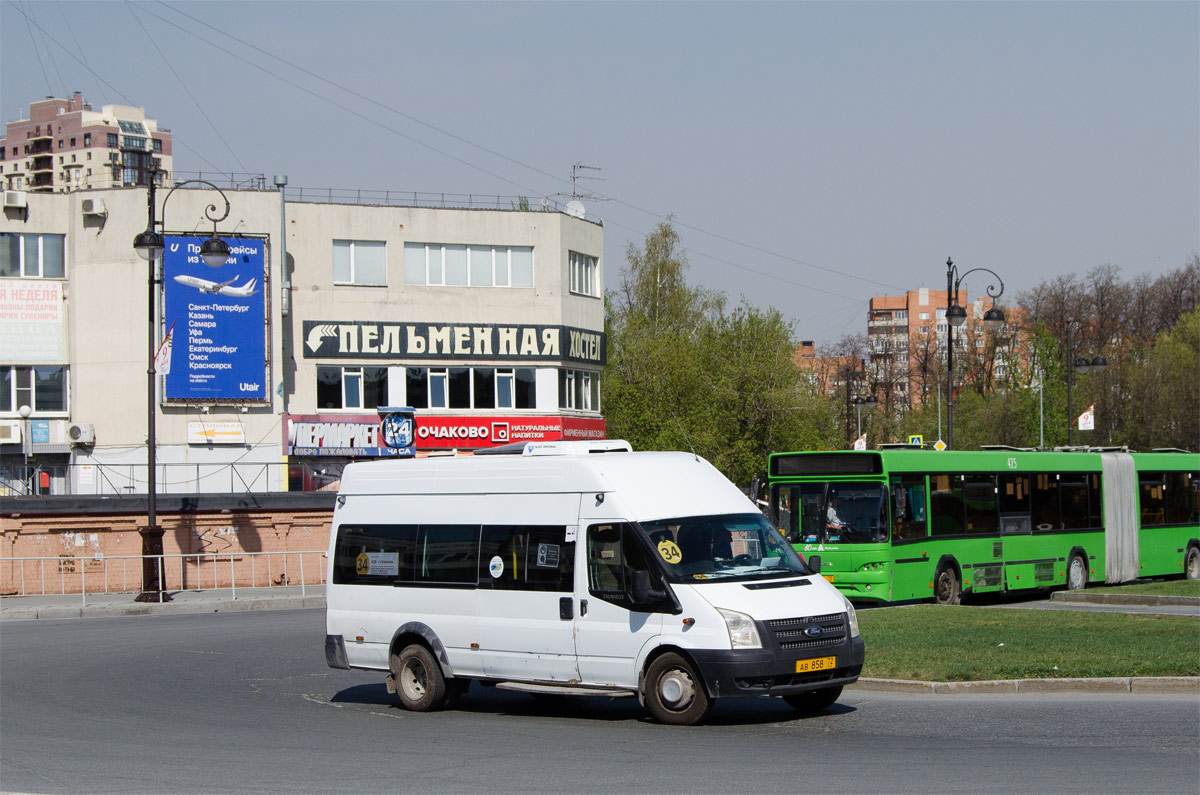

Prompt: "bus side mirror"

[807,554,822,574]
[631,569,666,604]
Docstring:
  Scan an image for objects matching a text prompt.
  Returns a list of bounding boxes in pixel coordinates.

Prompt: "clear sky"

[3,1,1197,346]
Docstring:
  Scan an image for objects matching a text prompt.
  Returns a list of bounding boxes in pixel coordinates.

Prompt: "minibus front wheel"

[643,652,712,726]
[390,644,448,712]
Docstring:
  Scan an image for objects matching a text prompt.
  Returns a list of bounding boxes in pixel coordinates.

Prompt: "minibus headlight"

[716,608,762,649]
[842,595,860,639]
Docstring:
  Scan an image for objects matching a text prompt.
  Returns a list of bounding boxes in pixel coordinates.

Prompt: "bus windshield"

[775,482,889,544]
[639,513,811,582]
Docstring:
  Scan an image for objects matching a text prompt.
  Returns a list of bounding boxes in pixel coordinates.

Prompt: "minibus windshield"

[639,513,811,582]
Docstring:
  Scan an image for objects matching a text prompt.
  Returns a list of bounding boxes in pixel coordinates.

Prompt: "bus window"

[1087,473,1103,528]
[789,482,887,544]
[930,475,965,536]
[1031,474,1060,530]
[890,475,927,540]
[963,476,998,534]
[1060,475,1091,530]
[1139,475,1166,527]
[1165,472,1199,524]
[770,484,799,540]
[998,473,1032,534]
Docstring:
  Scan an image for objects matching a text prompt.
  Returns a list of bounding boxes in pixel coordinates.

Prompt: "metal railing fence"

[0,461,290,497]
[1,550,326,604]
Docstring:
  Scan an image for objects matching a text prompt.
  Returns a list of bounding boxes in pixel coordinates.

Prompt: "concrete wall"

[0,496,334,595]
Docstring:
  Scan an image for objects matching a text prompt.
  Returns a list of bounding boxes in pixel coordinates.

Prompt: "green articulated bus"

[765,447,1200,605]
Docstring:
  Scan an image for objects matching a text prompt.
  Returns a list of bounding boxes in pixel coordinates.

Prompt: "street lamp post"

[1065,321,1107,447]
[945,257,1006,450]
[131,169,232,602]
[17,404,31,494]
[851,394,877,438]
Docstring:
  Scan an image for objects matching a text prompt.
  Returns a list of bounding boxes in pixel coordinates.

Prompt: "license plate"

[823,574,835,582]
[796,656,836,673]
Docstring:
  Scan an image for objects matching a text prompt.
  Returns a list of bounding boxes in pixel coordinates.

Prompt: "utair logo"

[803,625,825,638]
[239,382,260,393]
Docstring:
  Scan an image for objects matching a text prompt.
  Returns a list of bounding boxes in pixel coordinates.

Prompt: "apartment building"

[0,93,172,194]
[867,287,1020,406]
[0,183,605,496]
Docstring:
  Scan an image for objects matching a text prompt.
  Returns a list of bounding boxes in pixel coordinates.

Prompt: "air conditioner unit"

[3,190,28,209]
[81,197,107,216]
[67,423,95,445]
[0,421,19,444]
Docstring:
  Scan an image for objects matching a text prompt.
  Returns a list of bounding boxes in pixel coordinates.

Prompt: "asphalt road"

[1,609,1197,795]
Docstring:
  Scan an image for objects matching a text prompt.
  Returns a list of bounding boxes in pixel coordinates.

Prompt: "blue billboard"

[161,235,268,402]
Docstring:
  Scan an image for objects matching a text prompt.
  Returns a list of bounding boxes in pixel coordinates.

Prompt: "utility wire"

[19,0,53,98]
[123,1,248,173]
[57,0,108,105]
[150,1,904,295]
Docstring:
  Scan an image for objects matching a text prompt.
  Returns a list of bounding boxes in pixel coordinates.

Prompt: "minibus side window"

[478,525,574,592]
[332,524,417,585]
[586,522,655,609]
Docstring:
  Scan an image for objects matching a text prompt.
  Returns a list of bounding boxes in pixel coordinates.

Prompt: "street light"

[851,394,877,438]
[945,257,1005,450]
[17,404,31,495]
[131,168,232,602]
[1065,321,1107,446]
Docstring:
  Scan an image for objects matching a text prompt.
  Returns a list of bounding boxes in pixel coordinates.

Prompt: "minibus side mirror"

[631,569,666,605]
[807,554,822,574]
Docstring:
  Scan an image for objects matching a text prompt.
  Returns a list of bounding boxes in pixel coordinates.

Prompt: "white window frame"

[1,233,66,279]
[569,251,599,297]
[333,240,387,286]
[1,365,69,415]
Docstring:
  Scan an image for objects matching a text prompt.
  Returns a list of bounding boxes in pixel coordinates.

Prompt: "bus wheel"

[934,565,961,605]
[644,653,711,725]
[1184,546,1200,580]
[783,685,843,713]
[1066,554,1089,591]
[391,644,447,712]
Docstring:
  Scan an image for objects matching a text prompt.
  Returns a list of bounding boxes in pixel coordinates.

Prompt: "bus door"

[475,524,581,682]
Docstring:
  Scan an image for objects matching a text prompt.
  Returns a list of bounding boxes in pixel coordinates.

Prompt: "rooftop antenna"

[670,410,699,461]
[554,163,610,206]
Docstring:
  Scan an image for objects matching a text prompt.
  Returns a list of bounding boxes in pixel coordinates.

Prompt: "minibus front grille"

[765,613,848,651]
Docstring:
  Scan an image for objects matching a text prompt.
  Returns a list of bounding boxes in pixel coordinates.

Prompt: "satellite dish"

[565,200,586,219]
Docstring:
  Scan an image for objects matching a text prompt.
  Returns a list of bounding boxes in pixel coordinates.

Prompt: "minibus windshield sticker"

[488,556,504,578]
[356,552,399,577]
[657,540,683,564]
[535,544,560,568]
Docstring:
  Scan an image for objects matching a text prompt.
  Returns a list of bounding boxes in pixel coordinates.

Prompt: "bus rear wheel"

[1066,554,1088,591]
[783,685,843,713]
[391,644,448,712]
[1185,546,1200,580]
[934,565,961,605]
[643,653,711,725]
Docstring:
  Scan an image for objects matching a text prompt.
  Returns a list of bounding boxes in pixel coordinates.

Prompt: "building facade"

[1,93,172,193]
[867,287,1019,406]
[0,182,605,497]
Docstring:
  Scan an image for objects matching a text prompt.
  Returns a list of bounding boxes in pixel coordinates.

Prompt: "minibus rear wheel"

[643,653,711,725]
[391,644,447,712]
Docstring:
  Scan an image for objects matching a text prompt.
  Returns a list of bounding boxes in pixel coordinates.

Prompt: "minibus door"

[574,521,664,688]
[476,525,581,683]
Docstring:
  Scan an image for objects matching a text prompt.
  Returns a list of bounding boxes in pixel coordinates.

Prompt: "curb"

[1049,592,1200,607]
[0,595,324,621]
[850,676,1200,694]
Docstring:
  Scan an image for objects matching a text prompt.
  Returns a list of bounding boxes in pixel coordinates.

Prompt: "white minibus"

[325,440,864,725]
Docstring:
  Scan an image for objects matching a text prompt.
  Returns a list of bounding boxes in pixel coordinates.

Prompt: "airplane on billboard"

[173,274,258,297]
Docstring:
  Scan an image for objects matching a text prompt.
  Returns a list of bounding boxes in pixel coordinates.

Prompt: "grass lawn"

[1082,579,1200,597]
[857,605,1200,681]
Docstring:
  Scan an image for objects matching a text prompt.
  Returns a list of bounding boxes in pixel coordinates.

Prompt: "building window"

[918,312,929,320]
[332,240,387,286]
[0,233,65,278]
[1,366,68,413]
[83,133,91,146]
[316,365,387,410]
[569,251,599,297]
[405,366,535,410]
[107,133,118,148]
[152,139,162,153]
[404,242,533,287]
[895,310,907,320]
[919,326,928,335]
[560,369,600,411]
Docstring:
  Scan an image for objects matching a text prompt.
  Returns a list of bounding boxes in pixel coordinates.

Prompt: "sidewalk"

[0,584,325,620]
